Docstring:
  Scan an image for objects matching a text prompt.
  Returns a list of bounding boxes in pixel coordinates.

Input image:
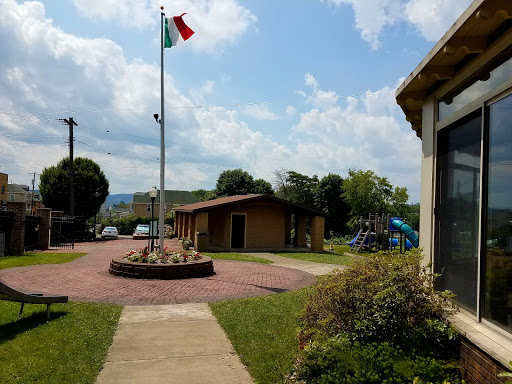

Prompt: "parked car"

[102,226,119,239]
[134,224,150,235]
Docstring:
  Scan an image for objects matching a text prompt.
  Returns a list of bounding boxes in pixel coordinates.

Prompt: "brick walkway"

[0,239,316,305]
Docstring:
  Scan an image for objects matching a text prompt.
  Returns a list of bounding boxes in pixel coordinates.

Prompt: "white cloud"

[72,0,257,55]
[326,0,403,49]
[243,105,279,120]
[327,0,472,48]
[189,80,215,105]
[290,73,421,196]
[404,0,472,41]
[286,106,296,117]
[0,0,421,202]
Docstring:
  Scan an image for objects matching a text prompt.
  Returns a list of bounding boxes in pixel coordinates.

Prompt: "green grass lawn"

[0,253,86,270]
[273,251,355,265]
[210,286,310,384]
[0,301,122,384]
[0,251,121,383]
[204,252,274,264]
[331,244,351,254]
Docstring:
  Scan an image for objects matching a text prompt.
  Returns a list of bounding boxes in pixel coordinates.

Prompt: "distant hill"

[106,193,132,206]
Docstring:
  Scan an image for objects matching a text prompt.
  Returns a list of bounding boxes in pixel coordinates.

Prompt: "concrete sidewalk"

[95,253,349,384]
[242,252,348,276]
[96,303,253,384]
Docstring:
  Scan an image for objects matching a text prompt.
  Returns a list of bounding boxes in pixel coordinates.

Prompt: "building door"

[231,214,246,248]
[435,110,481,313]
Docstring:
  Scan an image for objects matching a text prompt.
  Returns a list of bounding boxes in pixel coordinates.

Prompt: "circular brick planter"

[109,255,215,280]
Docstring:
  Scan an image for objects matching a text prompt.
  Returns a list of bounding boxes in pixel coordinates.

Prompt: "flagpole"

[159,7,165,254]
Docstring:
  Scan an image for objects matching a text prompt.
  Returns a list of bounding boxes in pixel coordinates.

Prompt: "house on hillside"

[173,194,325,253]
[396,0,512,381]
[131,190,200,218]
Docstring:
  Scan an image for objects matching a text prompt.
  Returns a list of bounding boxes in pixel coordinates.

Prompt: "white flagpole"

[159,8,165,254]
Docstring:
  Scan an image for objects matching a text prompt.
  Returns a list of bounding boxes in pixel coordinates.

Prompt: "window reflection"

[436,112,481,312]
[485,93,512,332]
[439,56,512,121]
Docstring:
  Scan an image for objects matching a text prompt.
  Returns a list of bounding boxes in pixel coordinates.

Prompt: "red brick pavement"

[0,239,316,305]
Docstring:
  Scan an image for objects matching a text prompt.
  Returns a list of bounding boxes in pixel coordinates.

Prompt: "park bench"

[0,280,68,320]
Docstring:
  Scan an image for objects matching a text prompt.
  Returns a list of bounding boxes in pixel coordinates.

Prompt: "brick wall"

[460,337,508,384]
[6,201,25,256]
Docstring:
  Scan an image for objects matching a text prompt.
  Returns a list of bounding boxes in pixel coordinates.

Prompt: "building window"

[484,92,512,333]
[146,204,151,212]
[435,110,481,313]
[438,56,512,121]
[10,194,14,202]
[1,186,4,194]
[435,88,512,334]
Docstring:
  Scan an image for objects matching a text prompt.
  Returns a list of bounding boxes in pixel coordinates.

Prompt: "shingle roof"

[7,184,28,194]
[173,194,325,216]
[132,190,200,205]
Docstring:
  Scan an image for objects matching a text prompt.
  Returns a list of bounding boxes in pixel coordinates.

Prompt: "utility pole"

[59,117,78,216]
[29,172,36,214]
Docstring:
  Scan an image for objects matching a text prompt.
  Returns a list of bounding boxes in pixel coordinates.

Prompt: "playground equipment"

[347,214,418,253]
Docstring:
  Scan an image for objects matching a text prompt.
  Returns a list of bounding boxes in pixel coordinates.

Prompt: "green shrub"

[293,336,461,384]
[299,252,454,347]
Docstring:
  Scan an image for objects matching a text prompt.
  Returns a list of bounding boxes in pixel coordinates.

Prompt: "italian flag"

[165,13,194,48]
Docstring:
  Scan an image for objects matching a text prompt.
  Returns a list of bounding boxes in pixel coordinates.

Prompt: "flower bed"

[125,248,202,264]
[109,248,214,280]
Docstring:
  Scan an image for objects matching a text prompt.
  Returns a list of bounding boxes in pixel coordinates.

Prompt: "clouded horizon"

[0,0,472,203]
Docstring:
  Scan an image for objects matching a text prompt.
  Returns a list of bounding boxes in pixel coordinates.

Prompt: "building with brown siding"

[173,194,325,253]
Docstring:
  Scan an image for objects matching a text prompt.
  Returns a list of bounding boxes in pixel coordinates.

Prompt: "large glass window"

[439,56,512,121]
[484,93,512,332]
[436,112,481,312]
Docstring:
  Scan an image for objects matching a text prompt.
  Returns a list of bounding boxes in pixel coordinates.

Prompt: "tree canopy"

[314,173,351,237]
[39,157,109,219]
[342,169,409,225]
[215,169,274,197]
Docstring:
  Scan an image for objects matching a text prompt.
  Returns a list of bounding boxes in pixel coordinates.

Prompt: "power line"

[0,91,395,118]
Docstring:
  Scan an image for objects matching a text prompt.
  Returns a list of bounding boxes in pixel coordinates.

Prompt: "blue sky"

[0,0,472,203]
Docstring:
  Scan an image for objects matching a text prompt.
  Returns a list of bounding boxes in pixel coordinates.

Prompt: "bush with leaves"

[294,252,461,383]
[299,252,455,347]
[293,336,461,384]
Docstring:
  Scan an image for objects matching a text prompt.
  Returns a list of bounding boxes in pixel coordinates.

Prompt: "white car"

[102,226,119,239]
[134,224,150,235]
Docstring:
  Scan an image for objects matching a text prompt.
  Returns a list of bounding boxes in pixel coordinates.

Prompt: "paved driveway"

[0,239,316,305]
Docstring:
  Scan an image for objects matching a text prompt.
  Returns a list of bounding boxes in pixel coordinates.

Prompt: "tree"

[118,201,128,208]
[39,157,109,219]
[191,189,217,201]
[314,173,351,237]
[389,186,410,218]
[254,179,274,195]
[342,169,408,226]
[215,169,256,197]
[274,169,318,207]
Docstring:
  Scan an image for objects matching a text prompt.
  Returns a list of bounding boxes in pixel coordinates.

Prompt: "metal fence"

[0,211,14,256]
[24,215,40,252]
[50,216,75,249]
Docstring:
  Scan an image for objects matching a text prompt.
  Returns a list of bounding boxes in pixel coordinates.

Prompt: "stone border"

[109,255,214,280]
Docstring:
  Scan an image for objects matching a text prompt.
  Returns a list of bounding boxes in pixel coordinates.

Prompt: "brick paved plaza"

[0,238,316,305]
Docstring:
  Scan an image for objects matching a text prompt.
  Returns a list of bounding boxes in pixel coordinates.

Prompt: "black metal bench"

[0,280,68,320]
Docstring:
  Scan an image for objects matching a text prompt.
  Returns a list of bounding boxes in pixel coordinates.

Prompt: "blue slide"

[391,219,419,248]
